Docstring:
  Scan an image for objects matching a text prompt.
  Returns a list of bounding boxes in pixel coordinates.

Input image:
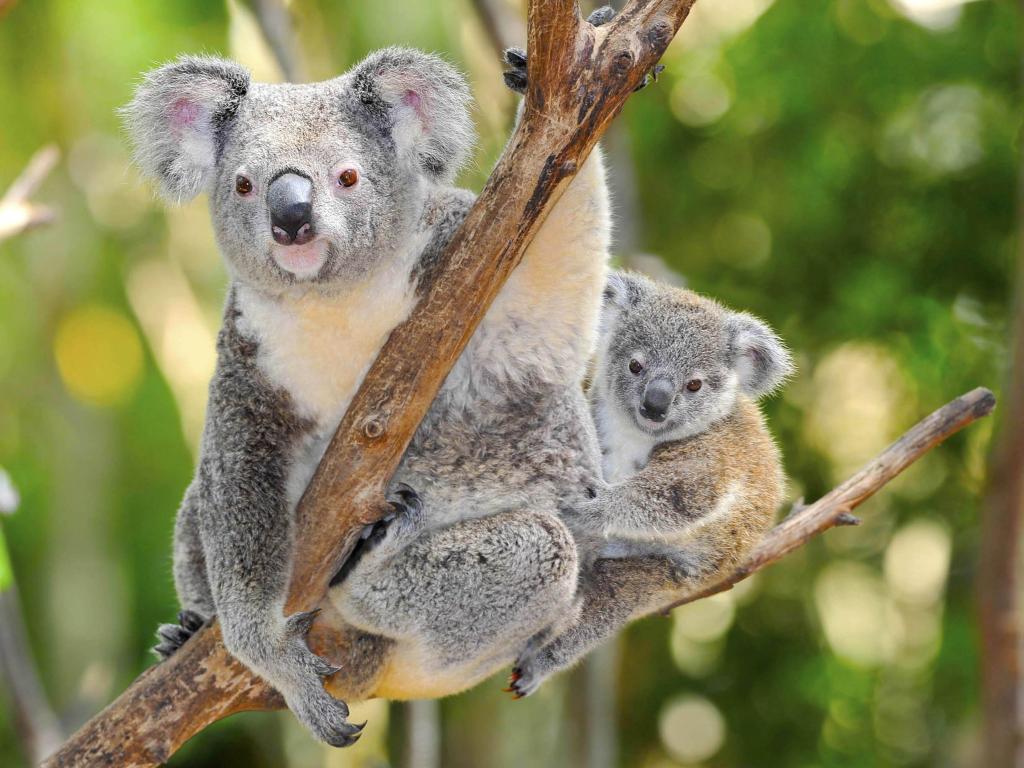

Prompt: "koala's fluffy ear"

[346,47,474,183]
[726,312,794,398]
[598,270,644,337]
[602,270,644,311]
[122,56,250,202]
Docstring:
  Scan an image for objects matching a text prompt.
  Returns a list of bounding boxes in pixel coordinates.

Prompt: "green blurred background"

[0,0,1018,765]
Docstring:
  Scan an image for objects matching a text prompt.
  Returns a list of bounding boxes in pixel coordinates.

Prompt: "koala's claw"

[502,47,528,95]
[152,609,207,660]
[503,47,526,70]
[290,686,365,748]
[634,64,666,92]
[285,608,321,639]
[505,666,536,699]
[330,485,426,587]
[365,484,424,549]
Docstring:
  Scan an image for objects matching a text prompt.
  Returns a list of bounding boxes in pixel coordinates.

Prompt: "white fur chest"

[594,397,654,484]
[235,246,423,505]
[237,272,417,424]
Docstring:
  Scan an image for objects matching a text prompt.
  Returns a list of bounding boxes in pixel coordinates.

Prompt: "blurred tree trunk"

[977,20,1024,763]
[402,699,440,768]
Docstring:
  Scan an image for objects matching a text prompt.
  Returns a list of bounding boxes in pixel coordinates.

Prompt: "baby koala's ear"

[725,311,794,398]
[599,271,643,336]
[602,270,643,311]
[121,56,250,203]
[345,47,475,183]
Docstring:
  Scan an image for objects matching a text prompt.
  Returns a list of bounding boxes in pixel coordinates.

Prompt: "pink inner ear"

[170,98,201,131]
[402,89,426,124]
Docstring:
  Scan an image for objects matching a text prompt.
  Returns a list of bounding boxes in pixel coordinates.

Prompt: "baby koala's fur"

[509,270,793,696]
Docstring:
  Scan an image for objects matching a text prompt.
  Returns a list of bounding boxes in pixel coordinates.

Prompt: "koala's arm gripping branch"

[45,1,698,765]
[657,386,997,614]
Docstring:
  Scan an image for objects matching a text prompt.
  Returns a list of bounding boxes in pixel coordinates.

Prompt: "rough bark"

[977,13,1024,761]
[46,2,699,765]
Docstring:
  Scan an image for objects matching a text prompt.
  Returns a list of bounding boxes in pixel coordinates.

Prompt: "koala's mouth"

[270,239,328,279]
[633,407,674,434]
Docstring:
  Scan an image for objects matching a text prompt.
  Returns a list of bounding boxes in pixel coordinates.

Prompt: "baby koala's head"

[594,271,793,443]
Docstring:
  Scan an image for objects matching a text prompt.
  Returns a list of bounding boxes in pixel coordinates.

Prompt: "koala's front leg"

[191,324,364,748]
[569,449,725,546]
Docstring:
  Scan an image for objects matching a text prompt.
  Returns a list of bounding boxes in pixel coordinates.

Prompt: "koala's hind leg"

[509,555,685,698]
[330,509,579,672]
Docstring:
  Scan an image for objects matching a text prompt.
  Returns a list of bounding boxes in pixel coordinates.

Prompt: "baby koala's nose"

[639,378,674,422]
[268,172,315,246]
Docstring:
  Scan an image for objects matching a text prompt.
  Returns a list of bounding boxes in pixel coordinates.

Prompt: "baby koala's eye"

[628,359,643,375]
[686,379,703,392]
[235,175,253,196]
[338,168,359,188]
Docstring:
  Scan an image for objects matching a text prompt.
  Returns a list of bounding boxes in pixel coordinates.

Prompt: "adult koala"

[125,47,608,745]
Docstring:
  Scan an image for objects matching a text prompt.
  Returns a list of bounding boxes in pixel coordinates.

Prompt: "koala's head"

[123,48,474,291]
[596,271,793,442]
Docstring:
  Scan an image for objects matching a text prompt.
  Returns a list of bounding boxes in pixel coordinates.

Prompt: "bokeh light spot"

[815,561,902,667]
[658,694,727,763]
[884,519,951,606]
[54,305,144,407]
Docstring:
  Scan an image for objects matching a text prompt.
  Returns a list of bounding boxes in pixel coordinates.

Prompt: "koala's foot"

[152,609,206,660]
[505,649,553,699]
[502,6,665,95]
[330,484,424,586]
[279,609,366,747]
[230,608,365,747]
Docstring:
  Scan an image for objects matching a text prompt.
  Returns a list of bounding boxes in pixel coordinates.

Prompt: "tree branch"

[45,2,699,764]
[243,0,302,82]
[658,386,996,614]
[0,473,63,764]
[978,13,1024,759]
[0,145,59,243]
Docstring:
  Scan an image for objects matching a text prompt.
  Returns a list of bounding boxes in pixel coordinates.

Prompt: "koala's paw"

[330,484,425,587]
[365,484,425,552]
[504,653,550,699]
[152,609,206,660]
[502,7,665,95]
[502,47,527,95]
[279,610,366,748]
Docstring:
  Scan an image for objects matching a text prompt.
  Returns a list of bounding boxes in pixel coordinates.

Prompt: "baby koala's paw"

[152,609,206,660]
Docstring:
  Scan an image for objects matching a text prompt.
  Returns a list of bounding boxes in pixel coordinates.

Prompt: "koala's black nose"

[268,172,315,246]
[639,378,674,423]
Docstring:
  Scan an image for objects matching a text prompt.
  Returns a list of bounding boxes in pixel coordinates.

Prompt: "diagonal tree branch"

[0,145,59,243]
[658,386,996,614]
[45,1,699,765]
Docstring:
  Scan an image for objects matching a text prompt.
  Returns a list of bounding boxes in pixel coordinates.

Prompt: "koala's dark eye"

[235,175,253,196]
[686,379,703,392]
[628,359,643,375]
[338,169,359,188]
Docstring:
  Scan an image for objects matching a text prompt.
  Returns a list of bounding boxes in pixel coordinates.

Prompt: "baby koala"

[509,270,793,697]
